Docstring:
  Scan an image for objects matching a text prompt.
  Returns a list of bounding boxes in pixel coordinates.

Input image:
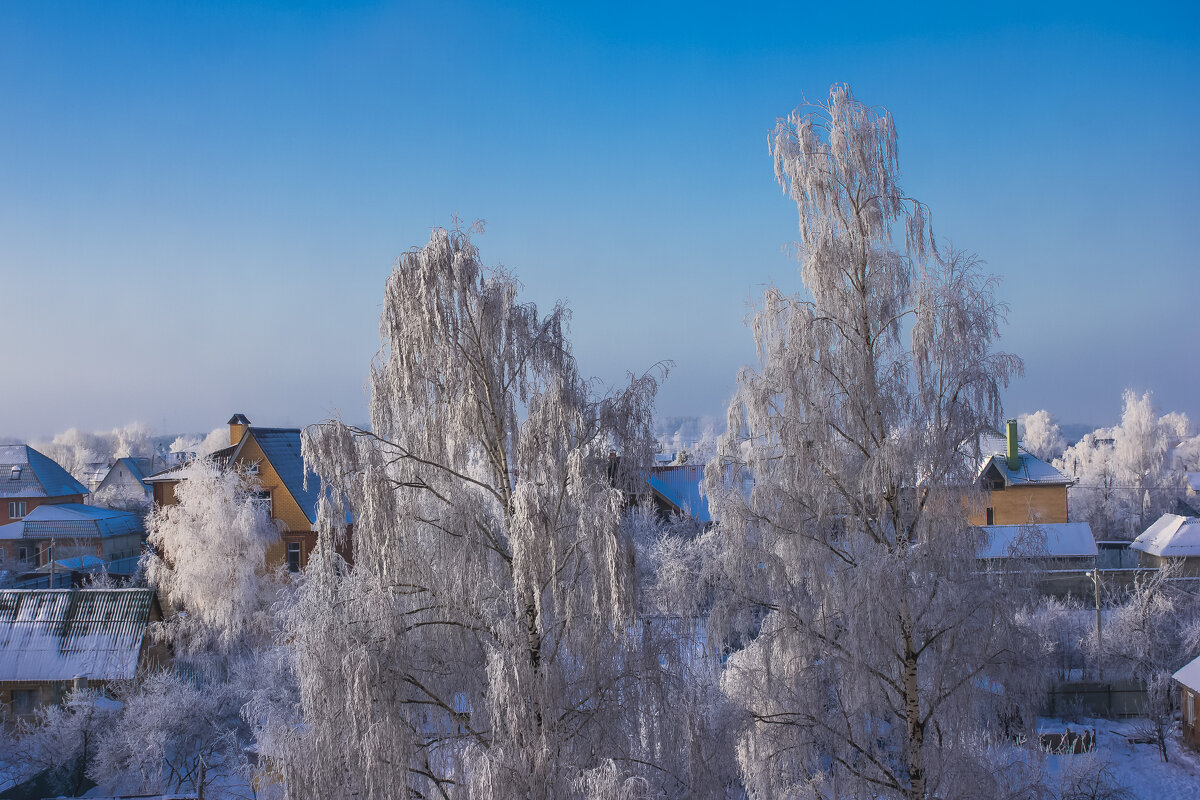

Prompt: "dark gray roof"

[0,445,89,499]
[228,413,251,425]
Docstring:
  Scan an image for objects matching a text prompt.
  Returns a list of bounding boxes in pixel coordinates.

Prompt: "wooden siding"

[1183,686,1200,752]
[968,485,1069,526]
[1135,552,1200,577]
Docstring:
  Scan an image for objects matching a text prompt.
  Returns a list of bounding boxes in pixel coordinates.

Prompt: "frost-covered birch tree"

[690,85,1036,800]
[1102,562,1200,762]
[251,225,701,799]
[1113,390,1170,532]
[1018,410,1066,463]
[146,461,283,656]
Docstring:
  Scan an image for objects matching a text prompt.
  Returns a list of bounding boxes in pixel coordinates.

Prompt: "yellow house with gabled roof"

[969,419,1073,527]
[145,414,349,572]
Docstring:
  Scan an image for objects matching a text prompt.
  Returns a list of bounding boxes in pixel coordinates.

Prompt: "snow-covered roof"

[35,554,107,573]
[979,522,1098,559]
[975,432,1072,487]
[1174,654,1200,693]
[0,445,89,499]
[648,464,710,523]
[1187,473,1200,493]
[0,503,145,540]
[0,588,155,682]
[1130,513,1200,558]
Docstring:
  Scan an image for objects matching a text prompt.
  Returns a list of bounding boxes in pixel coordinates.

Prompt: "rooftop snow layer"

[976,432,1072,487]
[0,588,154,682]
[0,445,89,499]
[979,522,1098,559]
[0,503,145,540]
[1131,514,1200,558]
[1175,654,1200,693]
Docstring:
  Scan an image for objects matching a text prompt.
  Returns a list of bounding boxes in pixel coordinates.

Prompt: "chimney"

[1005,419,1020,472]
[228,413,251,446]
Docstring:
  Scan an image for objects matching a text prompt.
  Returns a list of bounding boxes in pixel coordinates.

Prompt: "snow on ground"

[1041,717,1200,799]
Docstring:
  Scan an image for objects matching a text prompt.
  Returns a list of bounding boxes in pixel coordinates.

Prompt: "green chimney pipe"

[1006,419,1020,472]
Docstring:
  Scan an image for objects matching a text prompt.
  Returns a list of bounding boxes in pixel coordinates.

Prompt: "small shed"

[1130,513,1200,575]
[0,588,162,716]
[1174,655,1200,752]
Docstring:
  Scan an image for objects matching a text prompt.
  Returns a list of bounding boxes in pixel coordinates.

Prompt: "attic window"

[9,466,20,480]
[247,463,260,476]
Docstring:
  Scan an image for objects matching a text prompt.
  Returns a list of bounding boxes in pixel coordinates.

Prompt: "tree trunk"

[903,627,926,800]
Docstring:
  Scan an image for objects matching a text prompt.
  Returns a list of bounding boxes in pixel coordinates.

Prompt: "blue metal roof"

[0,445,88,499]
[1,503,145,540]
[649,465,711,523]
[250,428,324,525]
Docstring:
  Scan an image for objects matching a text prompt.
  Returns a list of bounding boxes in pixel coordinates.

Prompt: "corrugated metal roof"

[0,445,89,499]
[649,465,711,523]
[979,522,1098,559]
[0,503,144,540]
[0,588,154,682]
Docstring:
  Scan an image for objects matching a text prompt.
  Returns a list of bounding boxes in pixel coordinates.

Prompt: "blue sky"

[2,1,1197,439]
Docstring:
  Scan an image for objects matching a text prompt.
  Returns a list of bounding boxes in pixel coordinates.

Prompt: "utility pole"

[1089,568,1103,680]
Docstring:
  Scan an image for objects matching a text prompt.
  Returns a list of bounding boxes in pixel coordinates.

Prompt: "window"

[287,542,302,573]
[1189,692,1195,726]
[0,548,5,565]
[17,546,29,565]
[986,507,994,525]
[9,466,20,480]
[252,490,272,513]
[8,501,26,519]
[247,462,260,476]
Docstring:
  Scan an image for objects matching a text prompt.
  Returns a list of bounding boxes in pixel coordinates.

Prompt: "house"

[0,588,163,716]
[0,503,147,580]
[145,414,346,572]
[1175,654,1200,752]
[969,420,1072,526]
[1129,513,1200,575]
[93,456,153,505]
[0,446,90,570]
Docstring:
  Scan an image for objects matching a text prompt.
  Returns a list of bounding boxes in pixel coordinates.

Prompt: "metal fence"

[1043,679,1148,718]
